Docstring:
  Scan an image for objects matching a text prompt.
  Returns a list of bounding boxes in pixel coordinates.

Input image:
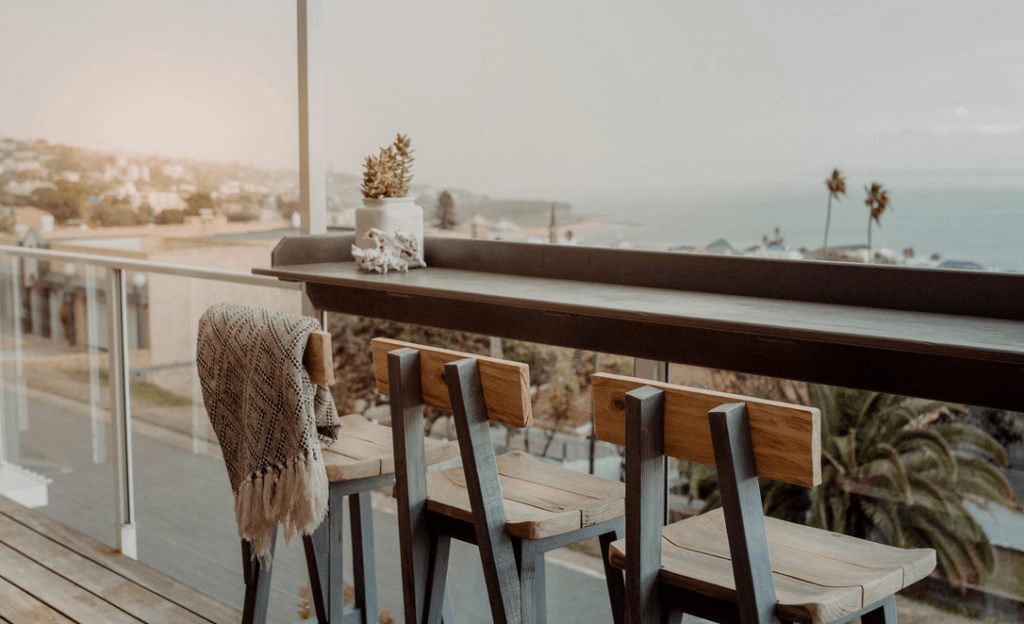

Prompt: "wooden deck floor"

[0,495,240,624]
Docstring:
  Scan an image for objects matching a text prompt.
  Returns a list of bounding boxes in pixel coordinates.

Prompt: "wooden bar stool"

[372,338,627,624]
[240,332,460,624]
[592,373,936,624]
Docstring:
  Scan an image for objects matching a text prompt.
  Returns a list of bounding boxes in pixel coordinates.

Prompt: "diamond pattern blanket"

[197,303,340,565]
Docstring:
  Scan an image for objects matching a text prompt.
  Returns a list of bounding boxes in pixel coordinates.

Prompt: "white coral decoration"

[352,228,425,274]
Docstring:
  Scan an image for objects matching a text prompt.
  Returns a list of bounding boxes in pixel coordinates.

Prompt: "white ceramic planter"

[354,196,424,264]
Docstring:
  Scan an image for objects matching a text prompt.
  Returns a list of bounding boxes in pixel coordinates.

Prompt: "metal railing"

[0,243,299,557]
[0,245,301,290]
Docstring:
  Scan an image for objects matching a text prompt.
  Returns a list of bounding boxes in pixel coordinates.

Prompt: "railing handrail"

[0,244,299,290]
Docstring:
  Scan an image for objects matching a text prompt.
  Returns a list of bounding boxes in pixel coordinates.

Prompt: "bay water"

[571,182,1024,271]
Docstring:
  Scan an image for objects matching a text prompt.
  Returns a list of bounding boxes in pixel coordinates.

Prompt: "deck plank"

[0,496,239,624]
[0,576,78,624]
[0,515,212,624]
[0,542,144,624]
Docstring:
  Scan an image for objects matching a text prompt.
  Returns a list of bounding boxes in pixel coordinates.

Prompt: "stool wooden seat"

[324,413,459,481]
[607,508,934,624]
[593,372,936,624]
[425,450,625,540]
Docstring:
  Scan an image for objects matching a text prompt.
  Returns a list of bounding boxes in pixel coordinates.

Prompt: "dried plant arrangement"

[361,134,414,199]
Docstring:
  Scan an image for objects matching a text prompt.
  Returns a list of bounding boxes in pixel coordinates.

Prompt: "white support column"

[85,266,106,465]
[0,260,9,465]
[11,261,27,434]
[107,268,137,558]
[297,0,326,237]
[189,276,207,455]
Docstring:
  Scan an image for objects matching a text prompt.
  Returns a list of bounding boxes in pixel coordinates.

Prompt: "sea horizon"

[567,179,1024,272]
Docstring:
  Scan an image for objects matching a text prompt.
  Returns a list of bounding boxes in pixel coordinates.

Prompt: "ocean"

[569,182,1024,272]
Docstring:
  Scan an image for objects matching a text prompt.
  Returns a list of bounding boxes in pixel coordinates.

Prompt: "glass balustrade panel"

[0,253,117,548]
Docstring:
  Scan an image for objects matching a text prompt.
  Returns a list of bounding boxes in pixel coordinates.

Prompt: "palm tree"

[864,182,891,262]
[823,169,846,252]
[760,385,1013,590]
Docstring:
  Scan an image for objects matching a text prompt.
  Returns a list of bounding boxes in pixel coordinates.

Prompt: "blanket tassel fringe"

[235,450,330,568]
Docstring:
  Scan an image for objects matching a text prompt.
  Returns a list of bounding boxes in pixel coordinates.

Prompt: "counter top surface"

[254,261,1023,364]
[254,236,1023,410]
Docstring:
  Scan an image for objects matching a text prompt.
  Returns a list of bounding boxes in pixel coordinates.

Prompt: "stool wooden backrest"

[305,330,334,387]
[593,372,822,624]
[592,372,821,487]
[371,337,533,427]
[370,337,534,624]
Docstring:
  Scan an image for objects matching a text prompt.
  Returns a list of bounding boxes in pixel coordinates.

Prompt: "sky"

[2,0,1023,199]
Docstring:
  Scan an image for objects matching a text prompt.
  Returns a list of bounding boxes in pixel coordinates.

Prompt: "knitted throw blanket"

[197,303,340,565]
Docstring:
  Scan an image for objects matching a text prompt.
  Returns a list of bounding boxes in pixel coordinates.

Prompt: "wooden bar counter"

[255,234,1024,412]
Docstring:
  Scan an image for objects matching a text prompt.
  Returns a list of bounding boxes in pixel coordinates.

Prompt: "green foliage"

[761,385,1013,590]
[88,199,148,227]
[962,407,1024,448]
[863,182,891,255]
[679,460,720,502]
[184,191,215,216]
[826,168,847,201]
[499,339,567,388]
[600,359,633,377]
[31,180,94,223]
[362,134,414,199]
[275,195,300,219]
[762,227,784,246]
[433,190,457,229]
[864,182,891,226]
[822,168,846,250]
[327,315,489,413]
[66,370,191,407]
[154,209,186,225]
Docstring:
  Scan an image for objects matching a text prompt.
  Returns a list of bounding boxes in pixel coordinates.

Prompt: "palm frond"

[934,424,1009,467]
[953,454,1015,505]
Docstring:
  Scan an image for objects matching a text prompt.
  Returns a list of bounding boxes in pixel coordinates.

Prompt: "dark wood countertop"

[256,235,1024,411]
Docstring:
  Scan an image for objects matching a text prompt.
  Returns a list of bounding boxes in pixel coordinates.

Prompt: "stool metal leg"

[661,609,683,624]
[599,529,626,624]
[861,595,898,624]
[423,531,454,624]
[241,529,277,624]
[350,489,378,624]
[328,485,346,623]
[532,549,548,624]
[442,590,456,623]
[304,521,330,623]
[513,538,546,624]
[304,484,346,623]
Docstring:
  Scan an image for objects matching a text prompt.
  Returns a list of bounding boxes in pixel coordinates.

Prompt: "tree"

[89,199,148,227]
[31,180,94,223]
[762,227,784,246]
[823,169,846,251]
[275,195,299,219]
[154,209,186,225]
[760,385,1013,590]
[433,190,457,230]
[863,182,891,262]
[184,191,215,216]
